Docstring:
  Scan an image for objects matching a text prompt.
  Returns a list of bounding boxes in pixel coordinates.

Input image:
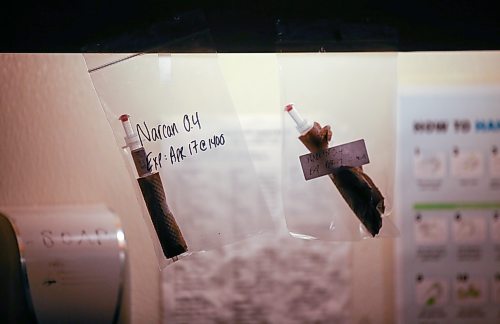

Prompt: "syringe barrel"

[285,104,312,134]
[138,172,188,258]
[120,114,142,151]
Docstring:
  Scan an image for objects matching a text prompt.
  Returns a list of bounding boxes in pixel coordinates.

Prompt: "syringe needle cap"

[119,114,130,122]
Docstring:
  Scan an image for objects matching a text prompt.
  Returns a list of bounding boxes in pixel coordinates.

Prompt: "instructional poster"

[396,86,500,324]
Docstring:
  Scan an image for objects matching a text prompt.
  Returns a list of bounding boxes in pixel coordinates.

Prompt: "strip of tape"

[299,139,370,180]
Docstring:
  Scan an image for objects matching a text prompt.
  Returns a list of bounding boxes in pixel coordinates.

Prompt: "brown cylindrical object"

[131,147,149,176]
[299,122,384,237]
[138,172,188,258]
[299,122,331,152]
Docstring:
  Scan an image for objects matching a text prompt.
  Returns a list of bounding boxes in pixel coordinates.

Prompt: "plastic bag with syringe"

[285,103,396,238]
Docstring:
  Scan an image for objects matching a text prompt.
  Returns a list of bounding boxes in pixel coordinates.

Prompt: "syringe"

[119,114,149,177]
[119,114,188,258]
[285,104,331,153]
[284,104,384,237]
[285,104,313,134]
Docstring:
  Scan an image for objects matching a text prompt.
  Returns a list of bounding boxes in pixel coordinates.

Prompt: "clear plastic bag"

[279,53,399,240]
[85,53,275,267]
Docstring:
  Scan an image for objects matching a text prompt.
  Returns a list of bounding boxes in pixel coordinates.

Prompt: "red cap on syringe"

[119,114,142,151]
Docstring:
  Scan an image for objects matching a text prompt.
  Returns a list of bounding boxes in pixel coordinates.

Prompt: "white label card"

[299,139,369,180]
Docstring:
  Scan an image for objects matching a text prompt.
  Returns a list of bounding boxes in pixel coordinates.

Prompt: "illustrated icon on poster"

[452,213,487,244]
[414,214,448,245]
[492,211,500,243]
[413,149,446,179]
[454,274,486,305]
[451,148,484,179]
[415,275,449,306]
[490,146,500,177]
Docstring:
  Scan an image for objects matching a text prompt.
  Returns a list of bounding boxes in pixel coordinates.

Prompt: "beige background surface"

[1,52,499,323]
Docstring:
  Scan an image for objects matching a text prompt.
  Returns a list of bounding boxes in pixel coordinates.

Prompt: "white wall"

[1,52,499,324]
[0,54,160,324]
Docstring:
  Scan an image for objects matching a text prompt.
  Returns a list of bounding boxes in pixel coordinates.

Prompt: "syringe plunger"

[119,114,141,151]
[119,114,135,138]
[285,104,313,134]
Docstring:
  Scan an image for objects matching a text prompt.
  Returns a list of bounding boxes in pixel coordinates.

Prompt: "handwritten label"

[136,112,201,146]
[135,112,226,171]
[299,139,369,180]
